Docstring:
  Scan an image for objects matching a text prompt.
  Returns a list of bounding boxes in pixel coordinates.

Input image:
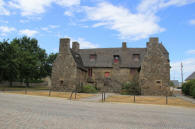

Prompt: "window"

[88,68,92,77]
[114,55,119,63]
[104,72,110,78]
[90,54,96,61]
[156,80,162,86]
[60,80,63,86]
[133,54,140,61]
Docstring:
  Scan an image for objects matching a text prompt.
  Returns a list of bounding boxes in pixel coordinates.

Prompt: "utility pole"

[181,62,184,85]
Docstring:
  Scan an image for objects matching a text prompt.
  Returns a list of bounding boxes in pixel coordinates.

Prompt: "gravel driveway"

[0,93,195,129]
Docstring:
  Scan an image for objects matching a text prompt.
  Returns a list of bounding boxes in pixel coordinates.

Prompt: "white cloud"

[189,19,195,25]
[64,11,73,16]
[137,0,195,14]
[55,0,80,7]
[0,26,16,36]
[171,58,195,81]
[83,1,195,40]
[41,25,60,32]
[19,29,38,37]
[77,38,99,49]
[9,0,80,16]
[187,50,195,54]
[9,0,53,16]
[49,25,59,29]
[0,0,10,15]
[84,2,164,40]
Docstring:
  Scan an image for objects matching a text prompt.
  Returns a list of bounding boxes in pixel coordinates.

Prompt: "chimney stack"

[72,41,80,52]
[122,42,127,49]
[149,37,159,44]
[59,38,70,54]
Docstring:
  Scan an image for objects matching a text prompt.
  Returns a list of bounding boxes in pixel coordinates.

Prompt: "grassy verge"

[5,91,95,100]
[106,95,195,108]
[0,86,49,91]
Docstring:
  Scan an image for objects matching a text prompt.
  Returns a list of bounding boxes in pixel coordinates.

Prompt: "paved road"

[0,93,195,129]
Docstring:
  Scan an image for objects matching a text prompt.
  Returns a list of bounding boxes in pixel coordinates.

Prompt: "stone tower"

[51,38,77,91]
[139,37,170,95]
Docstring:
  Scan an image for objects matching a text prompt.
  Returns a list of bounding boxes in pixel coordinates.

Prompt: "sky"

[0,0,195,81]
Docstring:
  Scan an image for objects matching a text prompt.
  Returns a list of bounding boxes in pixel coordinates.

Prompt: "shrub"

[192,88,195,98]
[81,85,97,93]
[182,82,190,95]
[182,79,195,97]
[121,81,140,95]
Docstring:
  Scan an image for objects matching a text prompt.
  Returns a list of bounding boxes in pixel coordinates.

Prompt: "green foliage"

[169,81,175,87]
[182,79,195,98]
[0,36,57,86]
[25,79,44,83]
[192,88,195,98]
[81,85,97,93]
[121,74,140,95]
[44,53,58,77]
[121,81,140,95]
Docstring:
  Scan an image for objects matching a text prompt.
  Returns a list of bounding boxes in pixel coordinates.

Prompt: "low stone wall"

[0,81,48,87]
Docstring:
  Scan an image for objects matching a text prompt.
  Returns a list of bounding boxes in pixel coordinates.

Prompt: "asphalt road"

[0,93,195,129]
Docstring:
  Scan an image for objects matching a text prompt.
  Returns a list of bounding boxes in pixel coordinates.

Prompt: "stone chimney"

[59,38,70,54]
[122,42,127,49]
[72,41,80,52]
[149,37,159,44]
[147,37,159,48]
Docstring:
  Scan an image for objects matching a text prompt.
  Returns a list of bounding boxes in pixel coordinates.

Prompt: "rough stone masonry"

[51,37,170,95]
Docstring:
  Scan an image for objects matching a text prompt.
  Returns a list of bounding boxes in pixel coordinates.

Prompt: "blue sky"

[0,0,195,81]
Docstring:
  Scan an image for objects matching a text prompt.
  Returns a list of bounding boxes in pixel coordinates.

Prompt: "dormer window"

[133,54,140,61]
[114,55,119,63]
[90,54,96,61]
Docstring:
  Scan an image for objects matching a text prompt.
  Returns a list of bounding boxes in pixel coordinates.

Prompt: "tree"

[0,40,18,86]
[45,53,58,77]
[11,36,48,86]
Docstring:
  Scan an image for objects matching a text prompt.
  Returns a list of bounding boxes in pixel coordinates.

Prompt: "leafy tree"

[45,53,58,77]
[0,40,18,86]
[10,36,48,86]
[0,36,57,86]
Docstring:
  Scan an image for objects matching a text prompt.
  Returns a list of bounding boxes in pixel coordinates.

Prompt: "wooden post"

[25,86,27,94]
[134,95,135,103]
[75,91,77,99]
[70,91,74,100]
[49,88,51,96]
[166,95,168,104]
[104,92,106,102]
[102,92,103,102]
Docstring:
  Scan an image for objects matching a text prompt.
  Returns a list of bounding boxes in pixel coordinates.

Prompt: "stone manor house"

[51,37,170,95]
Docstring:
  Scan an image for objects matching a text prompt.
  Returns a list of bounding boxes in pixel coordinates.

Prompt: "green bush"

[182,79,195,97]
[24,79,44,83]
[192,88,195,98]
[81,85,97,93]
[182,82,190,95]
[121,81,140,95]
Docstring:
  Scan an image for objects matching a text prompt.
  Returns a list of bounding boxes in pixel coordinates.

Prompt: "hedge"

[182,79,195,98]
[81,85,97,93]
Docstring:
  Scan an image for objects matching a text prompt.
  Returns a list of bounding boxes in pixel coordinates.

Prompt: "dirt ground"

[5,91,95,100]
[106,95,195,108]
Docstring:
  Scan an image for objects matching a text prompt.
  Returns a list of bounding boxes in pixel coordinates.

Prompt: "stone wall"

[139,38,170,95]
[89,67,138,92]
[51,38,77,91]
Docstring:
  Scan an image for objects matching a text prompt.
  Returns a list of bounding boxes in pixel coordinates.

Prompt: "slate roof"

[70,49,87,71]
[78,48,147,68]
[185,72,195,81]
